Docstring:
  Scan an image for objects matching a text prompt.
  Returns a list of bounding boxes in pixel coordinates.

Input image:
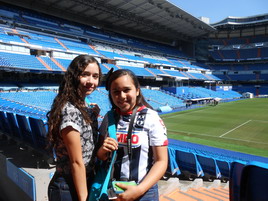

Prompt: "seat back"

[0,110,12,135]
[240,162,268,201]
[29,117,48,150]
[229,162,246,201]
[6,112,23,140]
[175,150,204,178]
[197,154,221,180]
[230,161,268,201]
[16,114,37,147]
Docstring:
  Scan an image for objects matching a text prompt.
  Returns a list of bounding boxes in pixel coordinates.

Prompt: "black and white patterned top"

[55,102,99,175]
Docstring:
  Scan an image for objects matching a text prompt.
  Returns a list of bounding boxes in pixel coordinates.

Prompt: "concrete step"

[158,178,229,201]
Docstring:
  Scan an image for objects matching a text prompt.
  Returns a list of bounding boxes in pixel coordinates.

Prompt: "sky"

[168,0,268,24]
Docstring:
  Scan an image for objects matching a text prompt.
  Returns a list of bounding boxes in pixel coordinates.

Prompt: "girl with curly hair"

[47,55,102,201]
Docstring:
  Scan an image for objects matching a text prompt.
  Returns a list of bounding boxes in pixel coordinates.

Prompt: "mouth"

[84,87,95,94]
[117,100,128,106]
[86,86,94,91]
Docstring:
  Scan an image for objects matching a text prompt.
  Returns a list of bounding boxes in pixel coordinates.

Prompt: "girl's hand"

[90,103,100,116]
[102,137,118,152]
[115,183,143,201]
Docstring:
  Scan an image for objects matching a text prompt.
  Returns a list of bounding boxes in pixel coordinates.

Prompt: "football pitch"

[161,98,268,158]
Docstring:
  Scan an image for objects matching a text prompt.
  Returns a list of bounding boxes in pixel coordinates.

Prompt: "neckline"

[116,105,146,115]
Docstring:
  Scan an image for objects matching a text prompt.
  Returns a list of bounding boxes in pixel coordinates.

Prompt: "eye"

[124,88,131,93]
[93,74,99,79]
[80,72,89,77]
[112,90,119,95]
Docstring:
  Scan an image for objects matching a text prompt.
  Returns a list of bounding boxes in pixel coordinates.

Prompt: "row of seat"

[209,47,268,61]
[167,147,230,182]
[0,4,186,58]
[0,110,47,151]
[162,86,242,100]
[208,63,268,71]
[0,50,219,80]
[167,147,268,200]
[209,36,268,46]
[167,138,268,184]
[216,73,268,81]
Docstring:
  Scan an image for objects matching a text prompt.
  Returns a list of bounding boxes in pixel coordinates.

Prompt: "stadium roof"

[209,14,268,38]
[2,0,216,44]
[211,14,268,28]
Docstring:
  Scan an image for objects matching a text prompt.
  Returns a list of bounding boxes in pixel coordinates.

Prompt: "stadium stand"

[0,1,268,201]
[204,15,268,96]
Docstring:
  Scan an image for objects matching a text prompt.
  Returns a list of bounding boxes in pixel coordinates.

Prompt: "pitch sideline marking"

[162,107,208,119]
[168,128,268,145]
[219,120,252,138]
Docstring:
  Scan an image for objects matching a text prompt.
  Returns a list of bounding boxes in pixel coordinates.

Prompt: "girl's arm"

[116,145,168,201]
[97,114,118,161]
[62,126,88,201]
[97,136,118,161]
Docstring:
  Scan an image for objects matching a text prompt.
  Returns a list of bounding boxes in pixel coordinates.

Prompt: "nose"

[119,91,126,99]
[86,75,93,83]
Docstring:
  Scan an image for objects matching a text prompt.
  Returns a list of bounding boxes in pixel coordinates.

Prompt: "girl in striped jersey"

[97,69,168,201]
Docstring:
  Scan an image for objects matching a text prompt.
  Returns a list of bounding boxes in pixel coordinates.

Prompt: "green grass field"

[161,98,268,158]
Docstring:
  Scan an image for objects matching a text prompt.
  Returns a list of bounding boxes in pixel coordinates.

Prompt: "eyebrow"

[112,86,132,91]
[81,71,99,75]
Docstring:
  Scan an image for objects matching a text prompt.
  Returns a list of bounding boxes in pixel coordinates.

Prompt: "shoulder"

[141,107,166,128]
[139,107,159,118]
[62,102,80,115]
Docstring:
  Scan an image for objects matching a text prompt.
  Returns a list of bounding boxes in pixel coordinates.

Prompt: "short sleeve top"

[55,102,99,175]
[99,106,168,183]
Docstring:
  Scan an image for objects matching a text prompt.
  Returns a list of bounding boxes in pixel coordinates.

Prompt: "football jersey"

[99,106,168,183]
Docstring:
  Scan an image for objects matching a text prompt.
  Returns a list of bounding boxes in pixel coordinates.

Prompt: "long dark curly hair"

[46,55,102,148]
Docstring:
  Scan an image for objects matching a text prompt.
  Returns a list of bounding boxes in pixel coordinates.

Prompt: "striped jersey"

[99,106,168,183]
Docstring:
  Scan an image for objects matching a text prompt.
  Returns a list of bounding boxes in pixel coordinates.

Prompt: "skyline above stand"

[168,0,268,24]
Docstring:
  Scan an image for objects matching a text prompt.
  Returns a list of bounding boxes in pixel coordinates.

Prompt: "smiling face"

[78,62,100,99]
[110,74,140,113]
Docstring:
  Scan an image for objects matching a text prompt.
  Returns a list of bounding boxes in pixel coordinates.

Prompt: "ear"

[136,88,140,96]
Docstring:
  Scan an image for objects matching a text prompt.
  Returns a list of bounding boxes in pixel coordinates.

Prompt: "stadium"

[0,0,267,200]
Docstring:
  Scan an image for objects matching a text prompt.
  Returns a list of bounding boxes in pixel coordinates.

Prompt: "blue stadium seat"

[175,149,204,180]
[16,114,37,148]
[6,112,23,140]
[240,162,268,201]
[230,162,246,201]
[167,147,181,177]
[0,110,12,136]
[216,159,231,182]
[197,154,221,181]
[29,117,48,150]
[230,161,268,201]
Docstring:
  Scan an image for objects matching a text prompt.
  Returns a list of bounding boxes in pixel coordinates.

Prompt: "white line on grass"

[219,120,252,138]
[162,108,207,119]
[168,129,268,145]
[253,120,268,123]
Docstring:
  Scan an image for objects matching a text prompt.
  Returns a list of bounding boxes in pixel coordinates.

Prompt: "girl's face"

[79,62,100,98]
[110,75,140,113]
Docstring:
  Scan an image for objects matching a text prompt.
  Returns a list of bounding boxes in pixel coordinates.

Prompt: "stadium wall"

[0,154,33,201]
[0,135,55,201]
